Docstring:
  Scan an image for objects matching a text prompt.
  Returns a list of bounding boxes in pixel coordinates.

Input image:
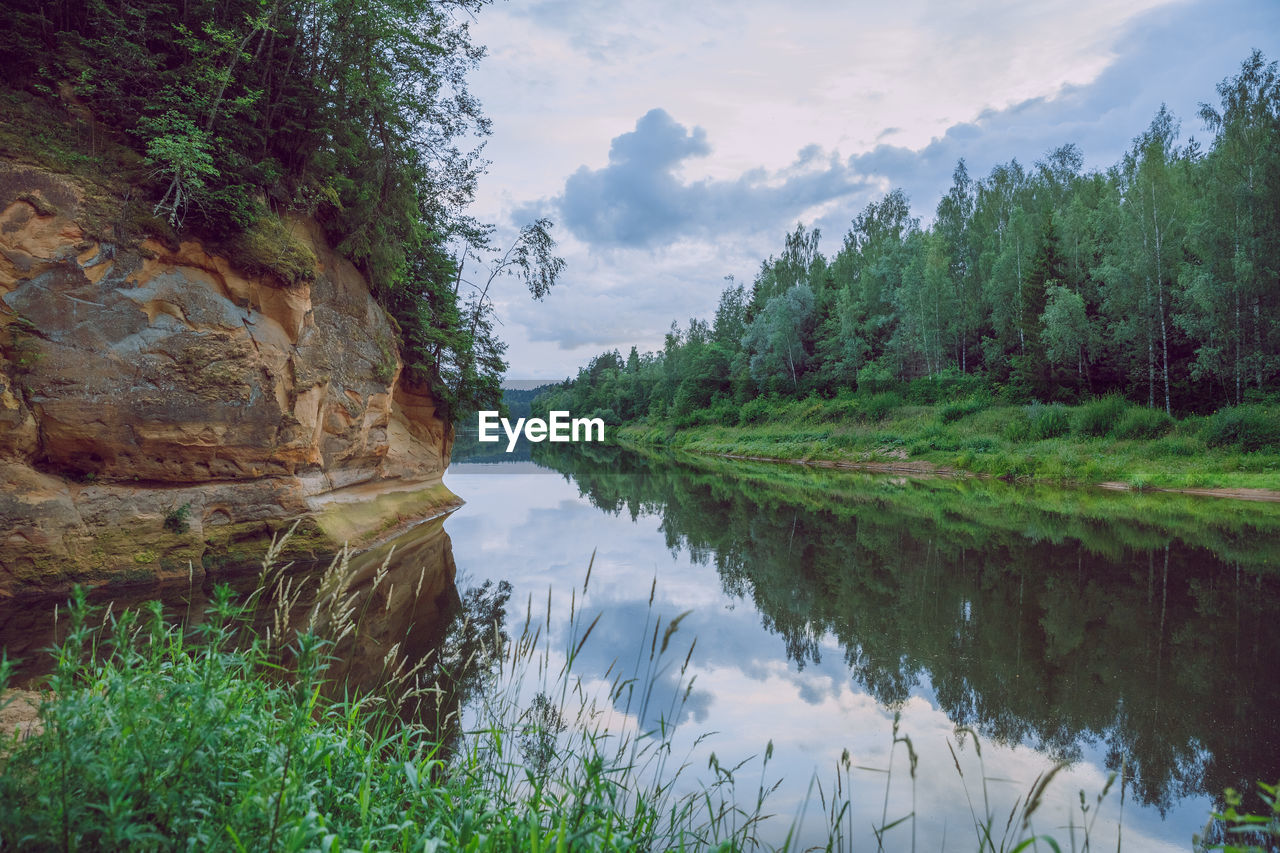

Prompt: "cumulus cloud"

[552,108,871,249]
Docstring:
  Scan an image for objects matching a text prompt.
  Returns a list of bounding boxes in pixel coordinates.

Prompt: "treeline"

[1,0,555,419]
[540,53,1280,423]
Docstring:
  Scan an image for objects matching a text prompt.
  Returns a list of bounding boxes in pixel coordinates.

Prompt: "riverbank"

[613,395,1280,498]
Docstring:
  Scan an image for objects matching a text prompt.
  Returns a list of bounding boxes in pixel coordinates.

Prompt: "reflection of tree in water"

[532,442,1280,812]
[408,579,513,759]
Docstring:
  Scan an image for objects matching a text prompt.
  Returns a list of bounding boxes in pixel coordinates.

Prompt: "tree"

[1041,285,1094,388]
[934,160,979,372]
[443,218,565,412]
[142,111,218,226]
[1105,106,1186,412]
[1181,50,1280,403]
[742,285,816,392]
[712,277,748,349]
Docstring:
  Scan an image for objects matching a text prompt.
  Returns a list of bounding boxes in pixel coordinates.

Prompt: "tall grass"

[0,532,1197,851]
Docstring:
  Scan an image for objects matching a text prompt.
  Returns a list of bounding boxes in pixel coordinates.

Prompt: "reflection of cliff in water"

[0,515,509,747]
[533,442,1280,813]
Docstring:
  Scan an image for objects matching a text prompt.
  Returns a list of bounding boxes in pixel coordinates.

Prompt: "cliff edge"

[0,165,459,597]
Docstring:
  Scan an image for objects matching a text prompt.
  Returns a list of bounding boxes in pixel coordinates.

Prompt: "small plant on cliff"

[140,110,218,228]
[162,503,191,534]
[225,214,317,288]
[373,339,397,385]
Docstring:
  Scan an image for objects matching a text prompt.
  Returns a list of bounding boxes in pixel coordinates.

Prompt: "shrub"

[738,395,775,425]
[226,213,317,287]
[1073,394,1128,437]
[904,370,984,404]
[939,395,988,424]
[1114,406,1174,439]
[815,396,862,423]
[1003,409,1032,441]
[708,398,738,426]
[1203,405,1280,452]
[588,407,621,427]
[162,503,191,534]
[1028,403,1070,439]
[862,391,903,422]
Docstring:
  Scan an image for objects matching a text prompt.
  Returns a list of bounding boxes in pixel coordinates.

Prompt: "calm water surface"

[444,440,1280,852]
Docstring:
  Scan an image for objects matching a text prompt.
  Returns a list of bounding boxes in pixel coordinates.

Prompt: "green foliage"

[139,110,218,227]
[1073,394,1129,437]
[162,502,191,534]
[738,395,776,426]
[544,52,1280,440]
[939,394,989,423]
[373,339,398,385]
[1203,405,1280,452]
[1114,406,1175,439]
[1028,403,1071,439]
[0,571,870,852]
[225,215,317,288]
[0,0,547,420]
[1200,782,1280,852]
[862,391,903,422]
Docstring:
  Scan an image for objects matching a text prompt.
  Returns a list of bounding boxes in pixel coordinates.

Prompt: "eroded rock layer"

[0,165,458,595]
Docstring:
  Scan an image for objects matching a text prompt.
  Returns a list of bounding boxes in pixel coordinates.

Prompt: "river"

[442,438,1280,851]
[2,439,1277,850]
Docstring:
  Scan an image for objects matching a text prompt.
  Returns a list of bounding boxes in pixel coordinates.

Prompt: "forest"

[0,0,560,420]
[539,52,1280,427]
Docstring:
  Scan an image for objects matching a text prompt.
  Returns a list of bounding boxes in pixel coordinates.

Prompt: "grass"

[618,394,1280,492]
[224,214,317,288]
[1,530,1273,850]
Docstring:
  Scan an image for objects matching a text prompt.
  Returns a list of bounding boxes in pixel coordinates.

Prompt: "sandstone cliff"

[0,165,459,596]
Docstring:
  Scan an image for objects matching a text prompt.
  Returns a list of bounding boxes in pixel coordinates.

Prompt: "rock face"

[0,165,458,596]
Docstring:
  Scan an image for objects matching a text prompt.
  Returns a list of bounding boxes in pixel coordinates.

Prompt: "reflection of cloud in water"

[442,455,1259,850]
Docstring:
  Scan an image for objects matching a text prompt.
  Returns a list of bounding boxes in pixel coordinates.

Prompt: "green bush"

[1114,406,1174,439]
[1003,409,1032,441]
[1203,404,1280,452]
[939,395,988,424]
[904,370,985,404]
[1028,403,1070,439]
[708,398,739,426]
[1072,394,1128,437]
[738,395,775,425]
[862,391,904,422]
[817,396,863,423]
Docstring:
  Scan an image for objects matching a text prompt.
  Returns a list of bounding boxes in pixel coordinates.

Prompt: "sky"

[461,0,1280,380]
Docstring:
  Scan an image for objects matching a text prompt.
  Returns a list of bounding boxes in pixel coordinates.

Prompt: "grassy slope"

[617,396,1280,493]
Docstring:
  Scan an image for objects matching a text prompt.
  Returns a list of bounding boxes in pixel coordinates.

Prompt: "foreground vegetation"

[0,545,774,851]
[610,389,1280,491]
